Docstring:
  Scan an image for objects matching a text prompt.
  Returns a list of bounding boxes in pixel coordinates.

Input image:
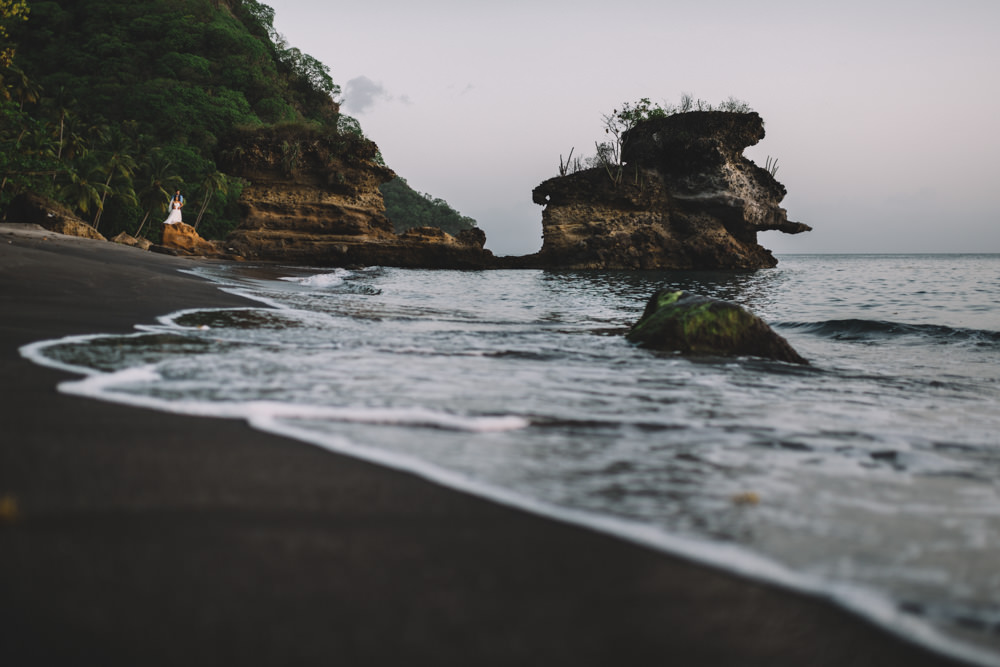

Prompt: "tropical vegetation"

[1,0,473,241]
[380,177,476,235]
[559,94,756,181]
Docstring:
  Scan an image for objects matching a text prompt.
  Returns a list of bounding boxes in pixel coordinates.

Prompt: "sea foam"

[18,255,1000,667]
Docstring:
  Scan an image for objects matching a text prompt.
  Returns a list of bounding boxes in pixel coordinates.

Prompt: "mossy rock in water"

[627,290,807,364]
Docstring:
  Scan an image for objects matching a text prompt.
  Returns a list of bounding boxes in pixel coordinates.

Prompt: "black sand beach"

[0,225,972,666]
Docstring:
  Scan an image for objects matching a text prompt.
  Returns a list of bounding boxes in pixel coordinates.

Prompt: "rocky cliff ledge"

[524,111,810,270]
[220,125,495,269]
[3,192,107,241]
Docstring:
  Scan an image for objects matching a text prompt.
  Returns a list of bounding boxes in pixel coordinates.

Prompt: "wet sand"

[0,224,973,666]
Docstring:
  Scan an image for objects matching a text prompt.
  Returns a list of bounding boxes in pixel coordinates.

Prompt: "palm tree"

[59,163,110,219]
[0,112,59,195]
[193,169,227,230]
[58,112,88,163]
[3,65,42,110]
[92,130,138,230]
[46,86,78,164]
[134,149,181,238]
[17,115,58,159]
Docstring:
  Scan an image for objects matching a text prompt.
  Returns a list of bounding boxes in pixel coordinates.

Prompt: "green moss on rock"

[627,290,807,364]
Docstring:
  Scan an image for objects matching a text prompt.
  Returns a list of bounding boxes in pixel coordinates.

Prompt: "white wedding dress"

[164,201,183,225]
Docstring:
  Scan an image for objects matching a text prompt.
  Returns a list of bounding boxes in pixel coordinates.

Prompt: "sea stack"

[526,111,811,269]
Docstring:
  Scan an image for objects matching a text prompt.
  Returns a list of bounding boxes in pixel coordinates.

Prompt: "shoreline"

[0,224,976,666]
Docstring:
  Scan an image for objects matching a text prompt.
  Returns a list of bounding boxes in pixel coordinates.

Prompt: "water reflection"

[538,268,789,321]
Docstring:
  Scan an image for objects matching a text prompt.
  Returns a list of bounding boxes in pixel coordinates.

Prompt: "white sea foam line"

[145,305,337,337]
[20,332,146,377]
[18,327,1000,667]
[278,269,350,288]
[251,415,1000,667]
[216,287,290,311]
[52,370,528,433]
[151,306,255,329]
[179,268,339,311]
[180,282,294,312]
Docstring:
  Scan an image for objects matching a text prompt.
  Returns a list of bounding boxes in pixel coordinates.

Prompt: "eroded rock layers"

[220,126,495,269]
[526,111,810,270]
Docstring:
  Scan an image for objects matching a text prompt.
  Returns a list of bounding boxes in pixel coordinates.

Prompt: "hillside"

[380,177,476,235]
[1,0,473,240]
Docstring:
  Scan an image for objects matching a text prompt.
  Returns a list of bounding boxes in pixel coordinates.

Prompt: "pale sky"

[264,0,999,257]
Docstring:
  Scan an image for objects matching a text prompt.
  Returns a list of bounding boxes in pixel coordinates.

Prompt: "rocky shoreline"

[4,111,809,271]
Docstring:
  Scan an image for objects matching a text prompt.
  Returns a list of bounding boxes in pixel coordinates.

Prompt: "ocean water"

[22,254,1000,665]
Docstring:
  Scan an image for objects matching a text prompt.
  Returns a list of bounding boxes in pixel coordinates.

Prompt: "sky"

[264,0,1000,257]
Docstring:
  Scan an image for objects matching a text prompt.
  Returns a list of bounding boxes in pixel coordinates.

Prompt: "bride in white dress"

[164,191,184,225]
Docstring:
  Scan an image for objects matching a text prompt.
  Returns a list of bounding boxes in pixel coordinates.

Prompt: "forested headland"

[380,177,476,235]
[0,0,474,240]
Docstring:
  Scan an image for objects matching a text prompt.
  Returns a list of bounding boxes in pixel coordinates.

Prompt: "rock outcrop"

[111,231,153,251]
[159,222,226,257]
[526,111,810,269]
[3,113,809,272]
[2,192,106,241]
[627,289,807,364]
[220,125,496,269]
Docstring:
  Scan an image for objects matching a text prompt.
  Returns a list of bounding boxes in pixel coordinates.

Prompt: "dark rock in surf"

[627,290,807,364]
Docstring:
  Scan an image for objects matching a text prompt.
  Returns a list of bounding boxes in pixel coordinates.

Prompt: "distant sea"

[23,254,1000,665]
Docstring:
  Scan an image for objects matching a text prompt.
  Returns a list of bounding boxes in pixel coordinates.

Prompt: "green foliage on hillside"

[2,0,471,241]
[0,0,363,240]
[380,177,476,235]
[0,0,29,67]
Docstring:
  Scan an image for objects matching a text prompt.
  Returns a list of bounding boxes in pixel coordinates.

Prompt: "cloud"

[342,76,392,114]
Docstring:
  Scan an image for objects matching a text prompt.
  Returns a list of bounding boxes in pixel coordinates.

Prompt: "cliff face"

[4,193,106,241]
[527,111,810,270]
[221,112,806,271]
[221,126,495,269]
